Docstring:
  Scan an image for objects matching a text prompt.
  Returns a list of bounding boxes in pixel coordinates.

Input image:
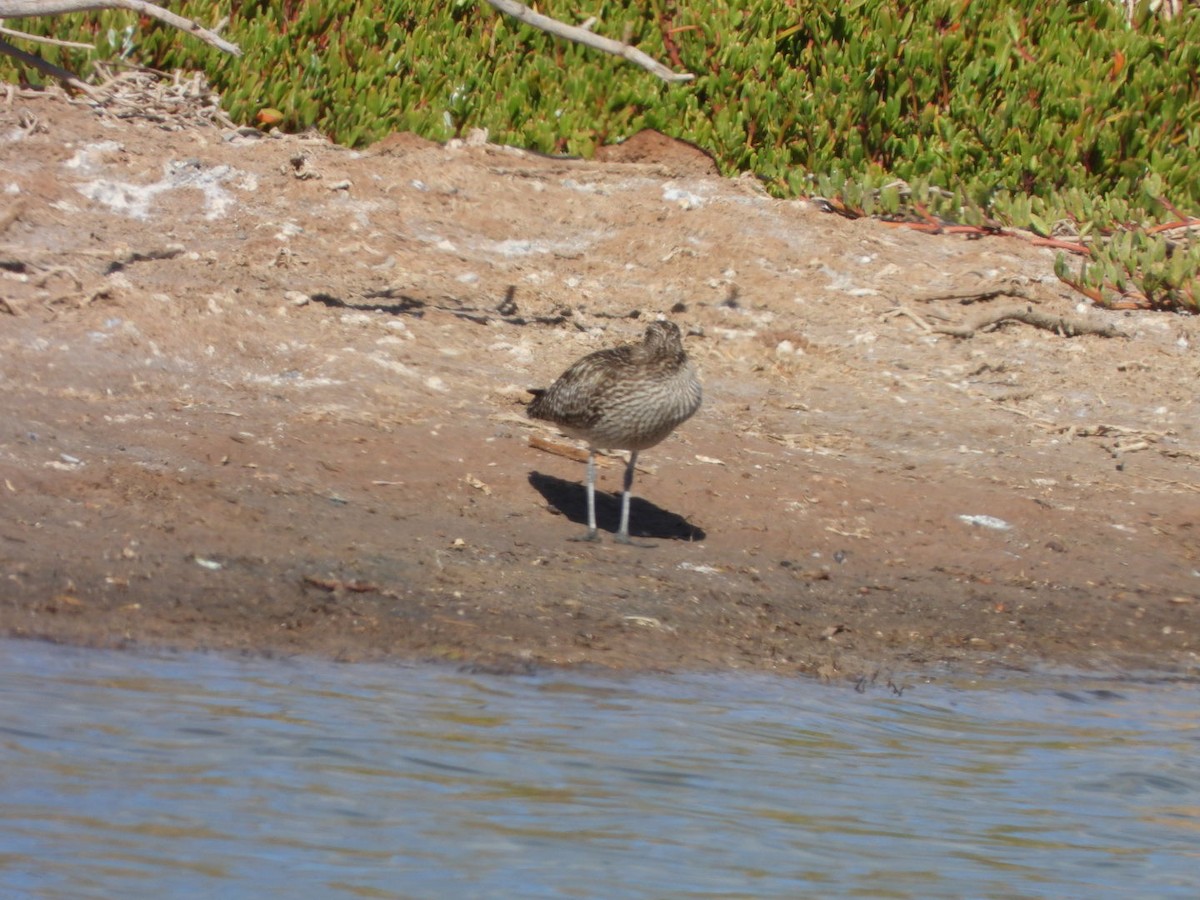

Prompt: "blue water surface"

[0,639,1197,899]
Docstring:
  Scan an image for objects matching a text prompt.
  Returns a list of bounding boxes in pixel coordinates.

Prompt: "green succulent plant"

[1,1,1195,311]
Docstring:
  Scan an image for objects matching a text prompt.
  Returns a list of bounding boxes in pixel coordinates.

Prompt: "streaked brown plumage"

[527,320,702,543]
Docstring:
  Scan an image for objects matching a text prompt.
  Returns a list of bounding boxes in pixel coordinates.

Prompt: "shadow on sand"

[528,471,706,543]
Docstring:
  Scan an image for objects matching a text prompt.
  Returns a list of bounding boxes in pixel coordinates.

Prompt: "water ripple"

[0,641,1196,899]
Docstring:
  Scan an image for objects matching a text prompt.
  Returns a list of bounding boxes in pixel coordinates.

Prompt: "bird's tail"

[525,387,547,419]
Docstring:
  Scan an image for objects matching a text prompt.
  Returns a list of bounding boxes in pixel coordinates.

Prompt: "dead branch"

[79,63,236,128]
[0,0,238,54]
[484,0,694,83]
[0,0,239,87]
[911,284,1031,305]
[0,23,93,48]
[933,304,1126,339]
[104,242,184,274]
[0,36,97,94]
[529,433,594,464]
[879,305,940,332]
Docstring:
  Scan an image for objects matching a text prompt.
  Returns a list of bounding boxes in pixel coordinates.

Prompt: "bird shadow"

[528,472,706,542]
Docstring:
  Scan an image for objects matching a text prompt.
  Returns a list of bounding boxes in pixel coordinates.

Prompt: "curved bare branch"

[485,0,693,83]
[0,35,97,94]
[0,0,240,56]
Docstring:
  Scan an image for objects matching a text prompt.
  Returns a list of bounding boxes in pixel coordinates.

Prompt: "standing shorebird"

[527,320,702,544]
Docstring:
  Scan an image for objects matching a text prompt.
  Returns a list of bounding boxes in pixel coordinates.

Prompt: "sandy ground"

[2,84,1198,681]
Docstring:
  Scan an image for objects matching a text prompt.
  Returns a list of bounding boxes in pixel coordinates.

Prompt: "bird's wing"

[537,345,634,429]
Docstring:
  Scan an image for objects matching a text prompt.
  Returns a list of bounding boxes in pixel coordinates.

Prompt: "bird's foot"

[614,533,656,548]
[569,530,602,543]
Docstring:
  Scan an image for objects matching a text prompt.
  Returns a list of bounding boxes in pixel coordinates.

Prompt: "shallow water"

[0,640,1197,899]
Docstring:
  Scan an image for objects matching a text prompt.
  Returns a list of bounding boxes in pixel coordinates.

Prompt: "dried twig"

[0,1,239,54]
[1030,236,1091,254]
[0,24,93,48]
[0,0,239,89]
[484,0,693,83]
[104,243,185,274]
[303,575,382,594]
[527,434,650,472]
[933,304,1125,339]
[0,36,97,95]
[879,306,939,332]
[529,433,593,463]
[81,64,236,128]
[911,284,1031,305]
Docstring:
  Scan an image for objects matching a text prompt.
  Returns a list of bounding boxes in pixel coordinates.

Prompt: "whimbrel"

[527,320,702,543]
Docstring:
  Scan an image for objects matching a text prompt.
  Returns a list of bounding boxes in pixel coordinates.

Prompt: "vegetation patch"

[3,0,1196,311]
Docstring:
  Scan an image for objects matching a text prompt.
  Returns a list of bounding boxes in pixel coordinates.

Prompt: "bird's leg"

[614,450,638,544]
[586,449,600,540]
[570,448,601,542]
